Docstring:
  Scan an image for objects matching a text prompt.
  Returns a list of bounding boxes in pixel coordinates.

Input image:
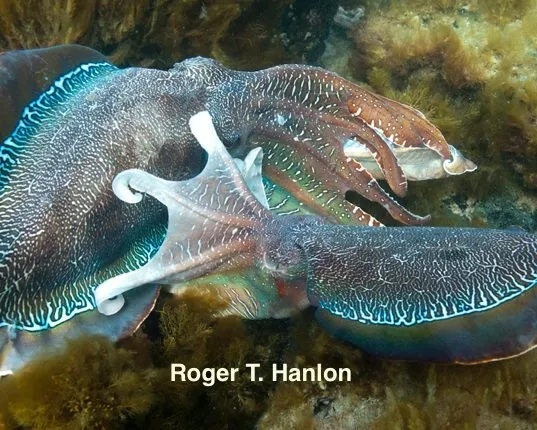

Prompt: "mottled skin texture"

[0,45,476,371]
[97,112,537,364]
[1,64,206,329]
[301,224,537,363]
[0,46,475,332]
[0,45,110,141]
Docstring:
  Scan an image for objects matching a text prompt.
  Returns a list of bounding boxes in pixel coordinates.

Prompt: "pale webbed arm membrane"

[94,111,271,315]
[232,146,269,208]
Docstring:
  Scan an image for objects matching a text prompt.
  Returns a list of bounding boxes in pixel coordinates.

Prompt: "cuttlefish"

[0,45,479,373]
[95,111,537,366]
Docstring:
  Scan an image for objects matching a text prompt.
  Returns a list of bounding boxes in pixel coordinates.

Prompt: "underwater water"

[0,0,537,429]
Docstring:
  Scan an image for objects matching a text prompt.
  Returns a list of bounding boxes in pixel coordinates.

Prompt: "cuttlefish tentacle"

[264,161,383,227]
[324,115,409,197]
[348,94,476,177]
[250,96,409,197]
[346,94,451,157]
[253,64,459,167]
[248,99,429,225]
[98,111,537,363]
[202,61,475,224]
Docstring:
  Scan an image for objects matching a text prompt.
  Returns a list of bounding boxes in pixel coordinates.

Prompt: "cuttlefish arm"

[195,59,476,225]
[98,111,537,363]
[94,111,272,315]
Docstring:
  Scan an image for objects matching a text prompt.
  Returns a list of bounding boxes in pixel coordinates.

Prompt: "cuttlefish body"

[0,45,477,373]
[97,111,537,365]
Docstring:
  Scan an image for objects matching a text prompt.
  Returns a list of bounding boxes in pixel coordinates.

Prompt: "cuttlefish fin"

[0,285,159,375]
[0,44,111,142]
[94,111,271,315]
[0,60,118,192]
[298,224,537,363]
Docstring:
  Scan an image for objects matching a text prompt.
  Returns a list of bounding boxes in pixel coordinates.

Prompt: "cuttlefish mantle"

[96,111,537,364]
